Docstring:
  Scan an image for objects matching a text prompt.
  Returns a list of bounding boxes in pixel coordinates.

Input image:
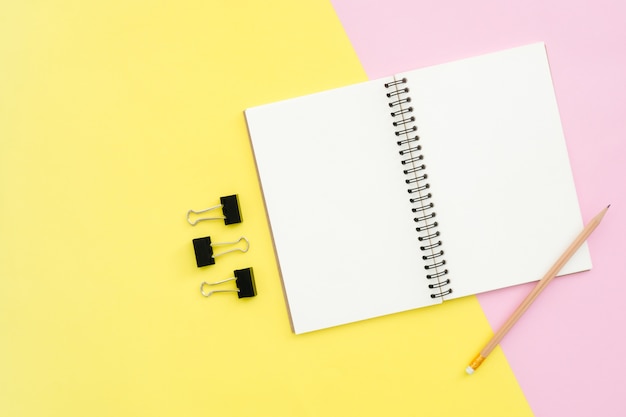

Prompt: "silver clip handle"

[186,204,225,226]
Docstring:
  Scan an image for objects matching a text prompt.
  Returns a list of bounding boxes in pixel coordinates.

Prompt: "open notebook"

[245,43,592,334]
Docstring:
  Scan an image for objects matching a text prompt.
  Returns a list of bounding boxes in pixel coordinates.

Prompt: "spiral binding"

[384,77,451,299]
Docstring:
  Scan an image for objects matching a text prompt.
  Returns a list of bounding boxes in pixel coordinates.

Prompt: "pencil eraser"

[465,366,475,375]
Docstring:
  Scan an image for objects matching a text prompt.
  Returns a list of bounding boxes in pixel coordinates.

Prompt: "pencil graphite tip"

[607,204,611,209]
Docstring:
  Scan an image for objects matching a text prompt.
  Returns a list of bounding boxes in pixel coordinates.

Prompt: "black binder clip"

[187,194,242,226]
[200,267,257,298]
[192,236,250,267]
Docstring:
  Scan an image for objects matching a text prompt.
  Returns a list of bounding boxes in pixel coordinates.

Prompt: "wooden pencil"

[466,205,610,374]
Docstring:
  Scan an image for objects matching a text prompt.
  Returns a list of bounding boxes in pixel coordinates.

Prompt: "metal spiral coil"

[385,76,451,299]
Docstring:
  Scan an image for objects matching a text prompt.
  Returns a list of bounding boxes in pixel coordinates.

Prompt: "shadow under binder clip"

[200,267,256,298]
[192,236,249,267]
[187,194,242,226]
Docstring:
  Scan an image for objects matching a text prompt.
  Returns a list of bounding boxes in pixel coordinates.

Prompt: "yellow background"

[0,1,532,416]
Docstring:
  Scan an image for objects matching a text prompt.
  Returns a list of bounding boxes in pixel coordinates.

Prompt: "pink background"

[331,0,626,415]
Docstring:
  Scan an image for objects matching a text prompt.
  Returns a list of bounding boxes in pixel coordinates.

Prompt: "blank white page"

[397,43,591,299]
[246,80,440,335]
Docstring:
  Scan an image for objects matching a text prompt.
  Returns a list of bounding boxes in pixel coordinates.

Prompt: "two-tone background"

[2,1,624,416]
